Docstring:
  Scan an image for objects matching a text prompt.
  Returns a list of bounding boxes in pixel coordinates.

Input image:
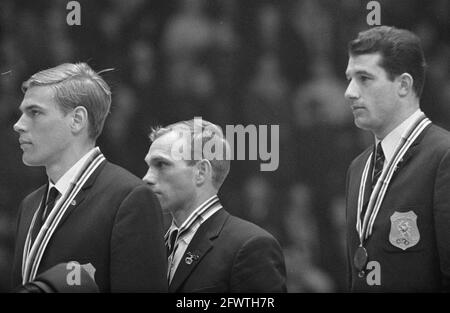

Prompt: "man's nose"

[13,114,26,133]
[344,79,359,100]
[143,169,156,186]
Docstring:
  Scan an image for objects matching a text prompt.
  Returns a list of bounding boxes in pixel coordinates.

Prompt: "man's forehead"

[148,131,180,157]
[20,85,56,109]
[155,130,183,146]
[23,85,55,98]
[347,52,383,70]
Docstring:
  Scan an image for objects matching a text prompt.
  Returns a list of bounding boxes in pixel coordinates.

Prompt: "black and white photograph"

[0,0,449,302]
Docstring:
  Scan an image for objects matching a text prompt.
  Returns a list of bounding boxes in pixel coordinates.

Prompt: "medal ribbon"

[165,195,222,282]
[22,148,105,284]
[356,113,430,245]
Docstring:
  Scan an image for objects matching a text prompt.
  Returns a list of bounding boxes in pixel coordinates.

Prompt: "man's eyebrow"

[149,155,171,163]
[19,103,45,112]
[346,69,375,79]
[354,70,374,76]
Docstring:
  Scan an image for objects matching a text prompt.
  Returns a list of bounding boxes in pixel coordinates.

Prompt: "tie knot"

[46,187,60,206]
[375,142,385,160]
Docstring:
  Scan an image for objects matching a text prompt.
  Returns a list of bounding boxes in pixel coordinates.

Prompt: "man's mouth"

[351,105,365,111]
[19,139,32,146]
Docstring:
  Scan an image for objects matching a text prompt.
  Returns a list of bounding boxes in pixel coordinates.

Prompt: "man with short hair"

[345,26,450,292]
[143,118,286,292]
[12,63,167,292]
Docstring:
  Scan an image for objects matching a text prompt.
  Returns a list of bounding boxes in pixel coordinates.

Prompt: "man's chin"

[354,118,372,131]
[22,155,42,167]
[156,198,170,212]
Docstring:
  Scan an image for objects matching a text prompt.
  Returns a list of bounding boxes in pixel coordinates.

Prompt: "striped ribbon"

[22,148,105,284]
[356,113,430,244]
[165,195,222,280]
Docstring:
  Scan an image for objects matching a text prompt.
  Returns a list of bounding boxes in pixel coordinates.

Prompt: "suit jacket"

[12,161,168,292]
[346,124,450,292]
[169,209,287,293]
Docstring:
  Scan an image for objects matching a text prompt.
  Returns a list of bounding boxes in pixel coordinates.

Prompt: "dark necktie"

[372,142,385,189]
[166,228,179,257]
[42,187,60,222]
[31,187,59,244]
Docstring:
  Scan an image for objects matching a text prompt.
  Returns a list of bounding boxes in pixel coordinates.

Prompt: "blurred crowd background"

[0,0,449,292]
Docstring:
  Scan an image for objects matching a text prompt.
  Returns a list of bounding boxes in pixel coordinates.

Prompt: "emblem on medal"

[389,211,420,250]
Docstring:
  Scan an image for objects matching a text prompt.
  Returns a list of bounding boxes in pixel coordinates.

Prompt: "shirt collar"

[377,109,422,165]
[164,194,220,240]
[49,147,98,197]
[166,220,179,240]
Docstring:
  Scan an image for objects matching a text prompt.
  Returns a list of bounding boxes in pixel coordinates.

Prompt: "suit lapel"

[56,160,107,227]
[19,160,107,248]
[362,148,374,210]
[30,185,48,244]
[360,123,431,206]
[169,209,229,292]
[20,186,47,246]
[391,123,430,179]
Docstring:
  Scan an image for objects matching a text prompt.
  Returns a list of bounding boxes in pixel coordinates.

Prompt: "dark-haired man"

[345,26,450,292]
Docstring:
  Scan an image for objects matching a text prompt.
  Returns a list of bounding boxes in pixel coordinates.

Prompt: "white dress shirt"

[376,109,423,171]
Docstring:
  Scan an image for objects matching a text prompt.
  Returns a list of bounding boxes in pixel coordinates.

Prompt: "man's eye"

[359,76,370,82]
[30,110,41,116]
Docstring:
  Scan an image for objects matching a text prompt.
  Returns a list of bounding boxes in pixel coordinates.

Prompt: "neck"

[46,142,94,183]
[374,103,419,140]
[171,191,217,227]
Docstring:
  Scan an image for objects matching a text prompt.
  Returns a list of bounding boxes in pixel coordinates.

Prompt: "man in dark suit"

[143,118,286,292]
[345,26,450,292]
[11,63,167,292]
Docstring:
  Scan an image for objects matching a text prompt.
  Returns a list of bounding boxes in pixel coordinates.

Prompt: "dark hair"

[348,26,426,98]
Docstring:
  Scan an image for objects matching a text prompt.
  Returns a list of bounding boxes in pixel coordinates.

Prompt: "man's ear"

[397,73,414,97]
[70,106,89,135]
[195,159,212,186]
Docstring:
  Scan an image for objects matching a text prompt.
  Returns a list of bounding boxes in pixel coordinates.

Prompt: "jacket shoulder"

[97,162,146,190]
[223,213,279,243]
[422,124,450,152]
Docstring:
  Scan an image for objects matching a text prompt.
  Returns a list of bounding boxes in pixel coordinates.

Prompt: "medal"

[353,245,368,276]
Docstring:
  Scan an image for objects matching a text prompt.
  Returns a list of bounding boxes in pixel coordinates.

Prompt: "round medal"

[353,245,368,272]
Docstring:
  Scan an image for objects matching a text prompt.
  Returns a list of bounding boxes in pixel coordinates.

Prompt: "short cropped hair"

[150,119,231,190]
[348,26,426,98]
[22,63,112,140]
